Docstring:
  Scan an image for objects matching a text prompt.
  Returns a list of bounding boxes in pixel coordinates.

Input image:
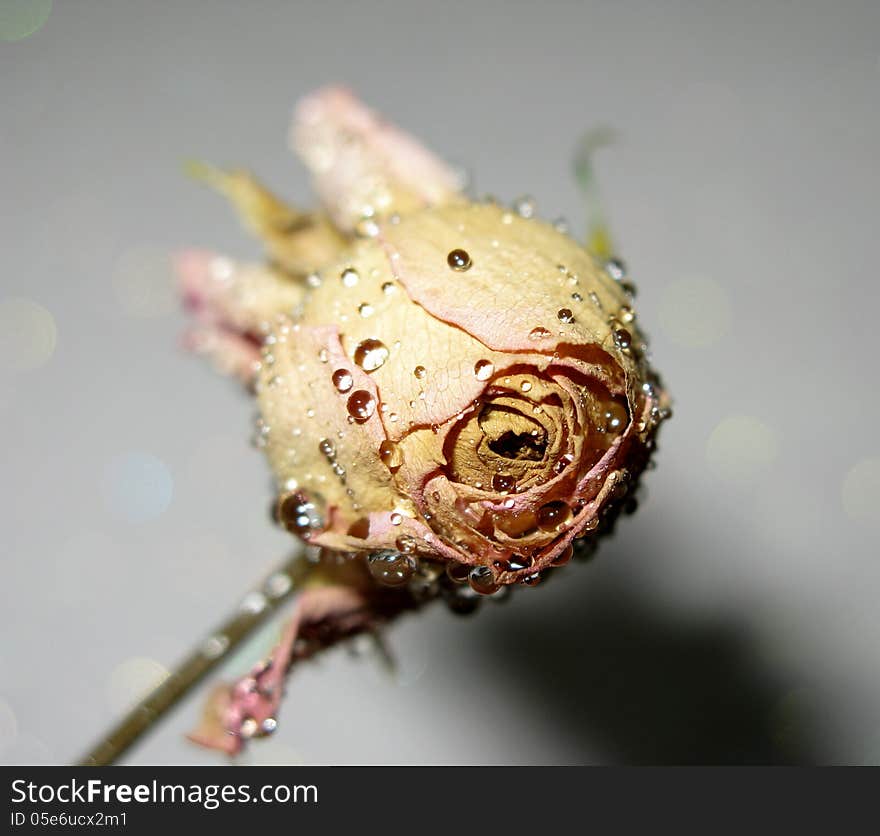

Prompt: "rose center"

[478,405,548,462]
[486,429,547,461]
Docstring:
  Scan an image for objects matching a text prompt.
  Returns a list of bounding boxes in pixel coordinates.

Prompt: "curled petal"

[291,86,464,232]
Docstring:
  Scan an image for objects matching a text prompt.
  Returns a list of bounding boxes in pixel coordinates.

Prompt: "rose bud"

[177,86,669,751]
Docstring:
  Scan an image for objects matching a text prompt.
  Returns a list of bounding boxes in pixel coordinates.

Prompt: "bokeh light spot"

[103,452,174,523]
[706,415,778,485]
[658,276,731,347]
[0,0,51,41]
[842,457,880,527]
[0,298,57,372]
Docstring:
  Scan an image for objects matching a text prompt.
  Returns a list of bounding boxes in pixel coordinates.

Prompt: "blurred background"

[1,0,879,765]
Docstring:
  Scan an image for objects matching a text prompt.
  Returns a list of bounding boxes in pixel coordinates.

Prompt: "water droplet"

[557,308,575,324]
[358,303,374,317]
[265,571,293,598]
[551,545,574,567]
[474,359,494,381]
[447,249,472,271]
[537,501,571,532]
[319,438,335,458]
[571,292,583,302]
[341,267,359,287]
[240,716,259,738]
[277,493,324,536]
[201,634,230,660]
[355,217,380,237]
[379,439,404,471]
[261,717,278,735]
[520,380,532,392]
[367,551,416,586]
[395,535,417,554]
[318,348,329,363]
[528,327,551,340]
[353,338,389,371]
[618,305,635,324]
[347,390,376,421]
[613,328,632,349]
[240,591,268,614]
[514,195,536,218]
[332,369,353,393]
[468,566,500,595]
[382,281,396,295]
[604,257,627,281]
[603,401,629,433]
[413,365,427,380]
[446,562,471,584]
[390,512,403,526]
[492,473,516,493]
[494,556,532,572]
[306,272,322,288]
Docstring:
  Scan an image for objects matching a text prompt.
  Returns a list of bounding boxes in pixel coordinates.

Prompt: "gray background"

[1,0,879,764]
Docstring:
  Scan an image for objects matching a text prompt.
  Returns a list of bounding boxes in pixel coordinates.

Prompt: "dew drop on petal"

[537,501,571,532]
[413,365,427,380]
[332,369,353,393]
[367,551,416,586]
[447,249,472,271]
[347,390,376,422]
[277,493,324,537]
[492,473,516,493]
[551,545,574,566]
[604,257,627,281]
[557,308,575,323]
[528,327,552,341]
[602,399,629,433]
[395,535,417,554]
[341,267,359,287]
[514,195,536,218]
[353,339,389,371]
[474,359,494,381]
[358,303,374,318]
[379,439,404,471]
[468,566,500,595]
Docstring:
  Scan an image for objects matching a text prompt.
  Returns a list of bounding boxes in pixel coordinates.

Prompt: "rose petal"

[259,318,414,544]
[291,86,464,233]
[379,203,639,381]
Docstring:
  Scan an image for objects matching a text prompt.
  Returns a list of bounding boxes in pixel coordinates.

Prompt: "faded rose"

[180,87,668,593]
[264,203,667,590]
[178,86,670,754]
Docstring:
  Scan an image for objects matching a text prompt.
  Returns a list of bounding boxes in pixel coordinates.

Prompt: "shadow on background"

[477,567,827,764]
